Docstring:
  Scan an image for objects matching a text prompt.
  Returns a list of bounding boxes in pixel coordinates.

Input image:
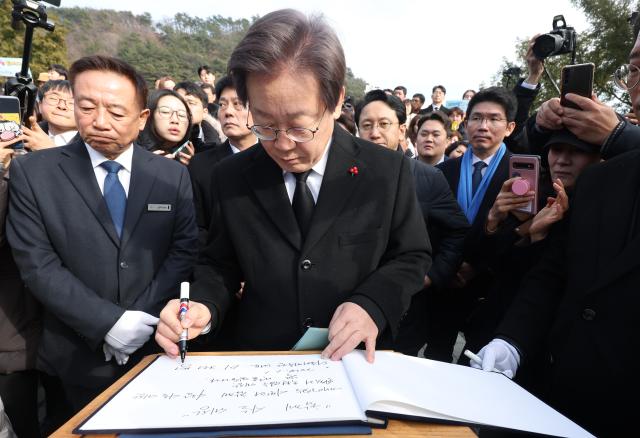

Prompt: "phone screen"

[0,96,22,143]
[560,63,594,110]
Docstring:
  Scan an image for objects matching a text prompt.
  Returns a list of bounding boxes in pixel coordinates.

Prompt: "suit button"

[303,318,314,328]
[301,259,312,270]
[120,261,129,269]
[582,308,596,321]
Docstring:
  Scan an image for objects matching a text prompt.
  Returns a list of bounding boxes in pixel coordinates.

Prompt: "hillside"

[54,7,367,97]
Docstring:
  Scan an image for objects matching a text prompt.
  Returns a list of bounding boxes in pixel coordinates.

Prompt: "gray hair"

[228,9,346,111]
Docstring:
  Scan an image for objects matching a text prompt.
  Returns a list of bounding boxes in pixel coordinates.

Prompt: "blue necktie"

[472,161,487,196]
[100,161,126,238]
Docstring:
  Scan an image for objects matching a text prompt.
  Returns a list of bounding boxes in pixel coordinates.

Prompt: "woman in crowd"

[138,89,195,165]
[445,140,467,159]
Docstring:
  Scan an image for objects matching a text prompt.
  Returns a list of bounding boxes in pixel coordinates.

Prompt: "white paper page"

[342,351,594,438]
[79,354,366,432]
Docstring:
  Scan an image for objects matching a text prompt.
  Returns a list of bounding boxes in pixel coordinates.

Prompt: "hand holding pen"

[155,285,213,359]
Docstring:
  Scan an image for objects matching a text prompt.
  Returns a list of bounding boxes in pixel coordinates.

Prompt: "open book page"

[342,351,594,438]
[78,354,366,432]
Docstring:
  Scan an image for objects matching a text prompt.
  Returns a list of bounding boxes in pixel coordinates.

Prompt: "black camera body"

[11,0,57,32]
[533,15,576,60]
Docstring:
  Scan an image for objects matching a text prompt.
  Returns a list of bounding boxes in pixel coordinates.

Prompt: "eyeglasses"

[613,63,640,91]
[246,107,325,143]
[43,95,74,108]
[219,99,246,112]
[467,115,507,127]
[359,120,398,132]
[156,106,189,121]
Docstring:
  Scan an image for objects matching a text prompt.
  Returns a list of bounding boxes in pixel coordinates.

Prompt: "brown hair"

[228,9,346,111]
[69,55,148,111]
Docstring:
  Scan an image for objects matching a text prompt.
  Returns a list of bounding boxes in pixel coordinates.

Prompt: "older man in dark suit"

[156,9,430,363]
[7,56,198,425]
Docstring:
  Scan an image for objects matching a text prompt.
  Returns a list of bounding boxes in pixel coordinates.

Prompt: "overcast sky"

[58,0,591,102]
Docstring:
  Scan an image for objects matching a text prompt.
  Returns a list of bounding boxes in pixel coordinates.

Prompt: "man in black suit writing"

[7,56,198,425]
[156,9,431,362]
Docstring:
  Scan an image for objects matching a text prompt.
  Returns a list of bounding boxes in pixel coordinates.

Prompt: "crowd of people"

[1,8,639,438]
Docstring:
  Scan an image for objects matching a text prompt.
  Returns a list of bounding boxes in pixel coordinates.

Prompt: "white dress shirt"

[85,143,134,197]
[283,139,331,204]
[229,143,241,154]
[49,129,78,147]
[471,151,497,177]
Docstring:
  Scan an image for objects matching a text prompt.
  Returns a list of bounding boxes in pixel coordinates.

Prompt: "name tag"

[147,204,172,212]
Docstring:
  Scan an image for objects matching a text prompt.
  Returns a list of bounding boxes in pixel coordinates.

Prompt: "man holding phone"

[428,87,517,362]
[473,35,640,437]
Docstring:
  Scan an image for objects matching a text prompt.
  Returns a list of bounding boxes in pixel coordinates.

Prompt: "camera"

[10,0,58,31]
[4,0,59,123]
[533,15,576,59]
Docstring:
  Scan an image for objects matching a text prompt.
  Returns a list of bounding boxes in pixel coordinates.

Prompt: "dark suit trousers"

[0,370,40,438]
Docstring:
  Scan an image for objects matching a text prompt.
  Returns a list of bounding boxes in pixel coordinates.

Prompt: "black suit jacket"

[437,151,511,266]
[408,159,468,288]
[420,105,451,116]
[497,150,640,437]
[188,140,235,246]
[192,124,431,350]
[7,140,198,388]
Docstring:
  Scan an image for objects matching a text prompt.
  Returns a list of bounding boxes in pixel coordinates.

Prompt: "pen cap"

[180,282,190,300]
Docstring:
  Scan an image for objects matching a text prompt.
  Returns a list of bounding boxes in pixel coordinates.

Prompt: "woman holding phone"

[138,89,195,165]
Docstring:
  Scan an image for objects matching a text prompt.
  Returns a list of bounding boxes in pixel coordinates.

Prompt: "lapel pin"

[349,166,359,176]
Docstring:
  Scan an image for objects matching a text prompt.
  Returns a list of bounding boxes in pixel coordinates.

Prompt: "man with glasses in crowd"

[428,87,517,363]
[354,89,469,357]
[156,9,430,363]
[473,34,640,438]
[21,80,79,150]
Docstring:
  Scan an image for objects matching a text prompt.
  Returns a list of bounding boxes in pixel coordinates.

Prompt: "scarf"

[457,143,506,223]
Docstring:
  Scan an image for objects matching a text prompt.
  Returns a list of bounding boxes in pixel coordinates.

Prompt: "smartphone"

[560,63,595,110]
[509,154,540,215]
[0,96,23,145]
[172,141,190,160]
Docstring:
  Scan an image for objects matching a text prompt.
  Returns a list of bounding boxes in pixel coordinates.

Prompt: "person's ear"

[332,86,346,119]
[138,108,150,130]
[504,121,516,137]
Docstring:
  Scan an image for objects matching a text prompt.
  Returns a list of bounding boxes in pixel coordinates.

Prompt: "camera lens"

[533,33,565,59]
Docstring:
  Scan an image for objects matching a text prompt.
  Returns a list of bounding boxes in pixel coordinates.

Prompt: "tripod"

[3,0,57,123]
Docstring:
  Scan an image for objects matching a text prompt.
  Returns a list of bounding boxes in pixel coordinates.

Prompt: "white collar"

[471,151,497,167]
[85,142,134,172]
[228,142,241,154]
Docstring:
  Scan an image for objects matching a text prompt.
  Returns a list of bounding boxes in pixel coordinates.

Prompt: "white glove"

[102,343,130,366]
[471,338,520,379]
[104,311,159,355]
